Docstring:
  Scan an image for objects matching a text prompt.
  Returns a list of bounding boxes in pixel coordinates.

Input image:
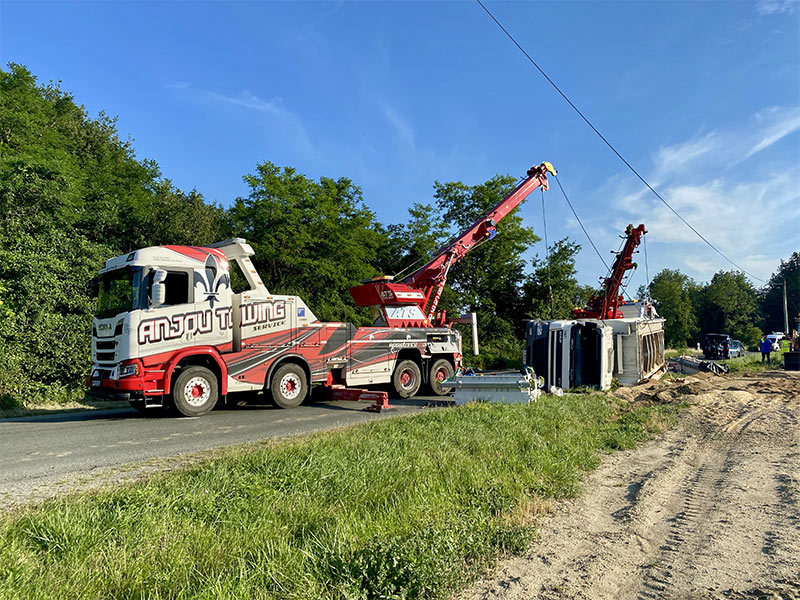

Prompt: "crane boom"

[572,223,646,320]
[349,162,556,328]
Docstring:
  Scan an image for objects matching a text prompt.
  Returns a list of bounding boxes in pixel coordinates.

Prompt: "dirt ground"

[459,370,800,600]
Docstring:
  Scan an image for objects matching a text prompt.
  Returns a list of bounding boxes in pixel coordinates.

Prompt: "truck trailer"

[525,307,665,391]
[525,224,666,391]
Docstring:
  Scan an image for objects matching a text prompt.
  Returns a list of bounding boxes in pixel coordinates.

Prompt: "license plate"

[91,371,102,387]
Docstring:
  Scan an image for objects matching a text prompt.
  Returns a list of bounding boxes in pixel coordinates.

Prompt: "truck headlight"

[119,363,140,378]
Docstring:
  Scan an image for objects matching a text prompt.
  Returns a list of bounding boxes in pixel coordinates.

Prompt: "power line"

[553,175,609,272]
[541,189,554,319]
[474,0,766,284]
[554,174,636,302]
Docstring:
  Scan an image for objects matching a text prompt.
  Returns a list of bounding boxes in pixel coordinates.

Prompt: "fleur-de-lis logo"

[194,255,230,308]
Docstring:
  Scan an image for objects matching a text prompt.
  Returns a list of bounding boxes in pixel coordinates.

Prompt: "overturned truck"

[526,304,665,391]
[525,225,665,391]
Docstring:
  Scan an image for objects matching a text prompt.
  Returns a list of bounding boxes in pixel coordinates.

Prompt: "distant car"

[728,339,744,358]
[766,332,786,346]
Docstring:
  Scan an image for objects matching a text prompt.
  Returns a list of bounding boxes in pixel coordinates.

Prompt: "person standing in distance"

[759,335,772,364]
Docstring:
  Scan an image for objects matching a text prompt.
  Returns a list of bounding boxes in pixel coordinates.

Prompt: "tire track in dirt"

[458,372,800,600]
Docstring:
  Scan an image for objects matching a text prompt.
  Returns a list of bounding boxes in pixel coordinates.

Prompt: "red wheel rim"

[399,368,416,389]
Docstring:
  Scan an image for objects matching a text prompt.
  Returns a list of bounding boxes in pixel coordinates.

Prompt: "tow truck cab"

[89,239,315,410]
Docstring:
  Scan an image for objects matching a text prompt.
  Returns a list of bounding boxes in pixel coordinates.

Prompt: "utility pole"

[784,279,790,334]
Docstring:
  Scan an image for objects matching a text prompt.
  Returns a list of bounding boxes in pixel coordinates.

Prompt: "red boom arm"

[349,162,556,328]
[572,223,646,320]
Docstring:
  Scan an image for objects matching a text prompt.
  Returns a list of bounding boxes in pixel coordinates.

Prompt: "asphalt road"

[0,396,447,508]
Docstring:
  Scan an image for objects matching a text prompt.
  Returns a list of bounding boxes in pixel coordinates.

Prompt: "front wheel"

[171,366,219,417]
[269,363,308,409]
[428,359,454,396]
[392,359,421,398]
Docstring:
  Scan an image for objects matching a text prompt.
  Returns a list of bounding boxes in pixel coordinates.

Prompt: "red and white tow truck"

[88,162,555,416]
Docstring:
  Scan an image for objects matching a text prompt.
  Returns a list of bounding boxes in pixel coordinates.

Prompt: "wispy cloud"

[610,107,800,222]
[745,106,800,158]
[379,102,416,150]
[604,106,800,282]
[165,82,318,157]
[203,89,318,157]
[651,132,718,181]
[754,0,799,15]
[654,106,800,173]
[312,0,345,26]
[622,172,800,252]
[207,90,288,117]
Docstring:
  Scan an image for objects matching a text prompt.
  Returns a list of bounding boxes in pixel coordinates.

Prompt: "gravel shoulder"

[459,371,800,600]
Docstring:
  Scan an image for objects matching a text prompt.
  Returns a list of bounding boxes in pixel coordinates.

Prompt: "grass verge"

[664,347,699,359]
[0,399,130,419]
[0,382,129,419]
[0,393,678,600]
[720,353,782,374]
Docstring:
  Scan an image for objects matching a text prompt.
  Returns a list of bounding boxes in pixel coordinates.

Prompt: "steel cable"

[474,0,766,283]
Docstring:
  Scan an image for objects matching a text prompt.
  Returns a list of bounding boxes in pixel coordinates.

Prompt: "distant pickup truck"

[702,333,741,360]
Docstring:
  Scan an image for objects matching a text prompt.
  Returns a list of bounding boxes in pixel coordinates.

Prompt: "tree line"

[0,64,795,405]
[0,64,592,405]
[646,258,799,350]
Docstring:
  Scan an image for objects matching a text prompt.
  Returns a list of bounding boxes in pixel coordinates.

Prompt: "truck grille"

[96,351,116,362]
[95,340,116,350]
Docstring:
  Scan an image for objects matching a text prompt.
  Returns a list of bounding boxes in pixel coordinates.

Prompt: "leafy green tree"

[226,162,388,324]
[760,252,800,334]
[697,271,760,345]
[375,202,449,278]
[522,238,594,320]
[431,175,539,365]
[647,269,698,348]
[0,64,228,404]
[130,181,226,248]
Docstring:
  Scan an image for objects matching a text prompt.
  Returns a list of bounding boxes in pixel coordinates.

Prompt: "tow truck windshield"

[95,267,148,318]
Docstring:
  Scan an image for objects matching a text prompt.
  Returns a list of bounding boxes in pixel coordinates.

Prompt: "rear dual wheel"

[391,359,455,398]
[428,359,454,396]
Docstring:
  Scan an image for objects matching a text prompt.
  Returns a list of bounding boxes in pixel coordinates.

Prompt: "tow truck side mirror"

[151,269,167,308]
[88,277,99,297]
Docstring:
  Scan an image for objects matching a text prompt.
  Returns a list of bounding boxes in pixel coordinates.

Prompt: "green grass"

[664,347,700,359]
[720,352,784,374]
[0,390,128,419]
[0,394,678,600]
[0,382,88,416]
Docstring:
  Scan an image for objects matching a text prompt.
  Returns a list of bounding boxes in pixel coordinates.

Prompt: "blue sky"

[2,0,798,290]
